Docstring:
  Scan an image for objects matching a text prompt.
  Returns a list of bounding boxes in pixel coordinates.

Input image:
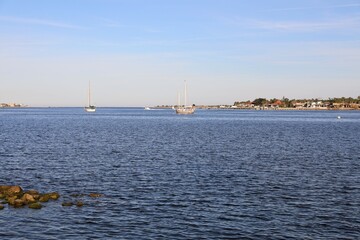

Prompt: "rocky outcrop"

[61,193,103,207]
[0,185,60,210]
[0,185,103,210]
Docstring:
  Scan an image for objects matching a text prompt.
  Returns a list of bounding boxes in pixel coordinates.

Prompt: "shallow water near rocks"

[1,108,359,239]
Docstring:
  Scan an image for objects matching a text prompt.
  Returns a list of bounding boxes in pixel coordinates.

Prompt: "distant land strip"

[2,96,360,110]
[0,103,26,108]
[157,97,360,110]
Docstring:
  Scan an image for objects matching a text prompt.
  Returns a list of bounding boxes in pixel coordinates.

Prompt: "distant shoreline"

[1,106,359,111]
[153,106,359,111]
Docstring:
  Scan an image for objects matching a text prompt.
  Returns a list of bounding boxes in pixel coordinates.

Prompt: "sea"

[0,108,359,239]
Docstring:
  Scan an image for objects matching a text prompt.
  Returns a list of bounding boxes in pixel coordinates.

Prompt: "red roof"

[273,100,283,105]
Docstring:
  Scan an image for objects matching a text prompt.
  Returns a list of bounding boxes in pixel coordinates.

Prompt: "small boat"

[144,107,151,110]
[176,106,195,114]
[175,81,195,115]
[85,81,96,112]
[85,105,96,112]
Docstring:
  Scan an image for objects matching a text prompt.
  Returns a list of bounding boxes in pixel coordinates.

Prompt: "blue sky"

[1,0,359,107]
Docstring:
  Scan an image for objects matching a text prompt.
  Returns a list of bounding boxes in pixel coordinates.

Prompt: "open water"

[0,108,359,239]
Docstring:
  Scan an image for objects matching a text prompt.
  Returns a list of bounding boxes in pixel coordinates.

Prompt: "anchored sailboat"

[175,81,195,115]
[84,81,96,112]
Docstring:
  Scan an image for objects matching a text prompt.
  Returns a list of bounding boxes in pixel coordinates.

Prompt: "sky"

[1,0,360,107]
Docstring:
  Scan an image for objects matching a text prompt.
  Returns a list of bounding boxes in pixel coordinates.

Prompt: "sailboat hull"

[176,107,195,114]
[84,106,96,112]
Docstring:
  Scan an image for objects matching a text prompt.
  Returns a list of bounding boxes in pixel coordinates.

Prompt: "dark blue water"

[1,108,359,239]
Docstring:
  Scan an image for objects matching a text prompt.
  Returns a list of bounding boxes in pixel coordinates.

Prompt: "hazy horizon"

[1,0,360,107]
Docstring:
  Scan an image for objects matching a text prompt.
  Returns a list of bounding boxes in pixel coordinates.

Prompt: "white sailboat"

[84,81,96,112]
[175,81,195,115]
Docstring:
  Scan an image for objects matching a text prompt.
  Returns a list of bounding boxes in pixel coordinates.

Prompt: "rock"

[13,199,25,208]
[0,186,10,193]
[0,204,4,210]
[32,194,41,201]
[89,193,103,198]
[0,185,23,197]
[39,192,60,202]
[48,192,60,200]
[26,189,39,196]
[38,195,50,202]
[0,193,5,199]
[62,202,73,207]
[4,186,23,196]
[6,196,18,205]
[25,190,41,200]
[21,193,36,204]
[76,201,84,207]
[28,202,42,209]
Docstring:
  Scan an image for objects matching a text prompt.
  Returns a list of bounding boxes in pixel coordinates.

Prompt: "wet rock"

[21,193,36,204]
[0,193,6,199]
[6,196,18,205]
[11,186,22,194]
[32,194,41,201]
[0,204,4,210]
[26,189,39,196]
[3,186,23,196]
[89,193,103,198]
[39,192,60,202]
[62,202,73,207]
[24,190,41,200]
[28,202,42,209]
[39,194,50,202]
[48,192,60,200]
[0,185,10,193]
[13,199,25,208]
[76,201,84,207]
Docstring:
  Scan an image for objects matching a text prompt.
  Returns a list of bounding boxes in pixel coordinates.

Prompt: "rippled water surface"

[1,108,359,239]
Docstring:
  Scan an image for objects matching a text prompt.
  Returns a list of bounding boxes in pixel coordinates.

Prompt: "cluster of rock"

[62,193,103,207]
[0,185,104,210]
[0,185,59,210]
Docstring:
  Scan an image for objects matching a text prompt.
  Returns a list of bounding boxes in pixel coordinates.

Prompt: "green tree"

[253,98,267,106]
[281,96,290,107]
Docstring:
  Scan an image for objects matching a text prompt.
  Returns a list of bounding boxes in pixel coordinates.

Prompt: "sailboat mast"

[88,81,91,106]
[84,81,96,112]
[177,91,181,108]
[184,80,187,107]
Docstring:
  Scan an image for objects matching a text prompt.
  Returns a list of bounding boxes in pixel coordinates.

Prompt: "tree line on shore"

[234,96,360,108]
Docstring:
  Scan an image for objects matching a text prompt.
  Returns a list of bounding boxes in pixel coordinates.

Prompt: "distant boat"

[84,81,96,112]
[175,81,195,115]
[144,107,151,110]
